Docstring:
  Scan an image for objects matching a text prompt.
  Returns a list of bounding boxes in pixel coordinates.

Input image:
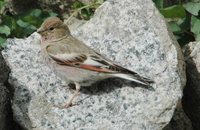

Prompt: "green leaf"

[22,15,41,27]
[81,9,91,20]
[0,25,11,36]
[191,16,200,40]
[17,19,30,28]
[72,1,85,9]
[195,33,200,41]
[49,12,58,17]
[177,17,190,30]
[23,27,36,36]
[12,26,26,38]
[0,37,6,47]
[16,19,37,35]
[183,2,200,16]
[29,9,42,17]
[0,1,5,10]
[160,5,186,18]
[191,16,200,34]
[95,0,105,5]
[169,22,181,33]
[2,16,17,31]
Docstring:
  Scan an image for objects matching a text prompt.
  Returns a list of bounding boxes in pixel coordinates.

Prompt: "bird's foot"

[68,83,76,92]
[54,82,81,109]
[54,102,77,109]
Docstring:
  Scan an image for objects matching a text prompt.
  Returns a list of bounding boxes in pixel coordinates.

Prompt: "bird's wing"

[46,44,133,73]
[46,43,154,86]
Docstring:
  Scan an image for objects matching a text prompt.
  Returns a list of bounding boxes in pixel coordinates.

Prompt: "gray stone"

[0,52,22,130]
[0,52,9,130]
[182,41,200,129]
[65,17,86,32]
[0,51,9,82]
[2,0,186,129]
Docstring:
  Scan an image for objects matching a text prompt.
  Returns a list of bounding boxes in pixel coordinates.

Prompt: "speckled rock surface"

[2,0,186,129]
[0,52,22,130]
[65,17,86,32]
[182,41,200,130]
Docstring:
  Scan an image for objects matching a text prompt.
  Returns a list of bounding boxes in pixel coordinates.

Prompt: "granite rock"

[2,0,186,129]
[0,52,9,130]
[0,51,9,82]
[65,17,86,32]
[0,52,22,130]
[182,41,200,129]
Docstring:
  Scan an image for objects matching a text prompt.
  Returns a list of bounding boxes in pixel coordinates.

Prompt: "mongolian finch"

[37,17,154,108]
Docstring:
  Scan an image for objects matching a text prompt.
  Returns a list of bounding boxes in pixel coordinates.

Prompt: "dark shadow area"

[68,78,155,97]
[10,0,39,13]
[4,75,32,130]
[4,81,23,130]
[163,101,193,130]
[5,82,23,130]
[67,78,154,107]
[0,51,23,130]
[182,52,200,130]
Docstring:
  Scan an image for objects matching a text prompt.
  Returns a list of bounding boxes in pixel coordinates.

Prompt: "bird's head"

[37,17,70,42]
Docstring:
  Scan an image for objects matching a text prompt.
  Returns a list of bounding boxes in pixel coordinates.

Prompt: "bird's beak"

[37,27,45,34]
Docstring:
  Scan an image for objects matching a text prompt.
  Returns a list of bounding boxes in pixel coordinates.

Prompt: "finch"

[37,17,154,108]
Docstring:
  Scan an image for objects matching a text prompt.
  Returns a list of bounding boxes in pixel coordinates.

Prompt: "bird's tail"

[110,73,154,86]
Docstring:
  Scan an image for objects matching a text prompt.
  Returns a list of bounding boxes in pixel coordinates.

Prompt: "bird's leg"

[56,82,80,109]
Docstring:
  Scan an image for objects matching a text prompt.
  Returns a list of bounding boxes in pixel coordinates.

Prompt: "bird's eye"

[49,27,54,31]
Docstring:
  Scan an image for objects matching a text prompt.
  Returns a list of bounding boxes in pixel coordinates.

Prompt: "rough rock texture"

[0,52,10,82]
[65,17,86,32]
[0,52,9,130]
[2,0,186,130]
[182,41,200,130]
[0,51,22,130]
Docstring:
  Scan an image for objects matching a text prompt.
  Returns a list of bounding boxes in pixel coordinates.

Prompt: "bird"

[37,16,154,108]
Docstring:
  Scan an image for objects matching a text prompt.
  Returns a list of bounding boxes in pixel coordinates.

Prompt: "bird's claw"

[53,102,76,109]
